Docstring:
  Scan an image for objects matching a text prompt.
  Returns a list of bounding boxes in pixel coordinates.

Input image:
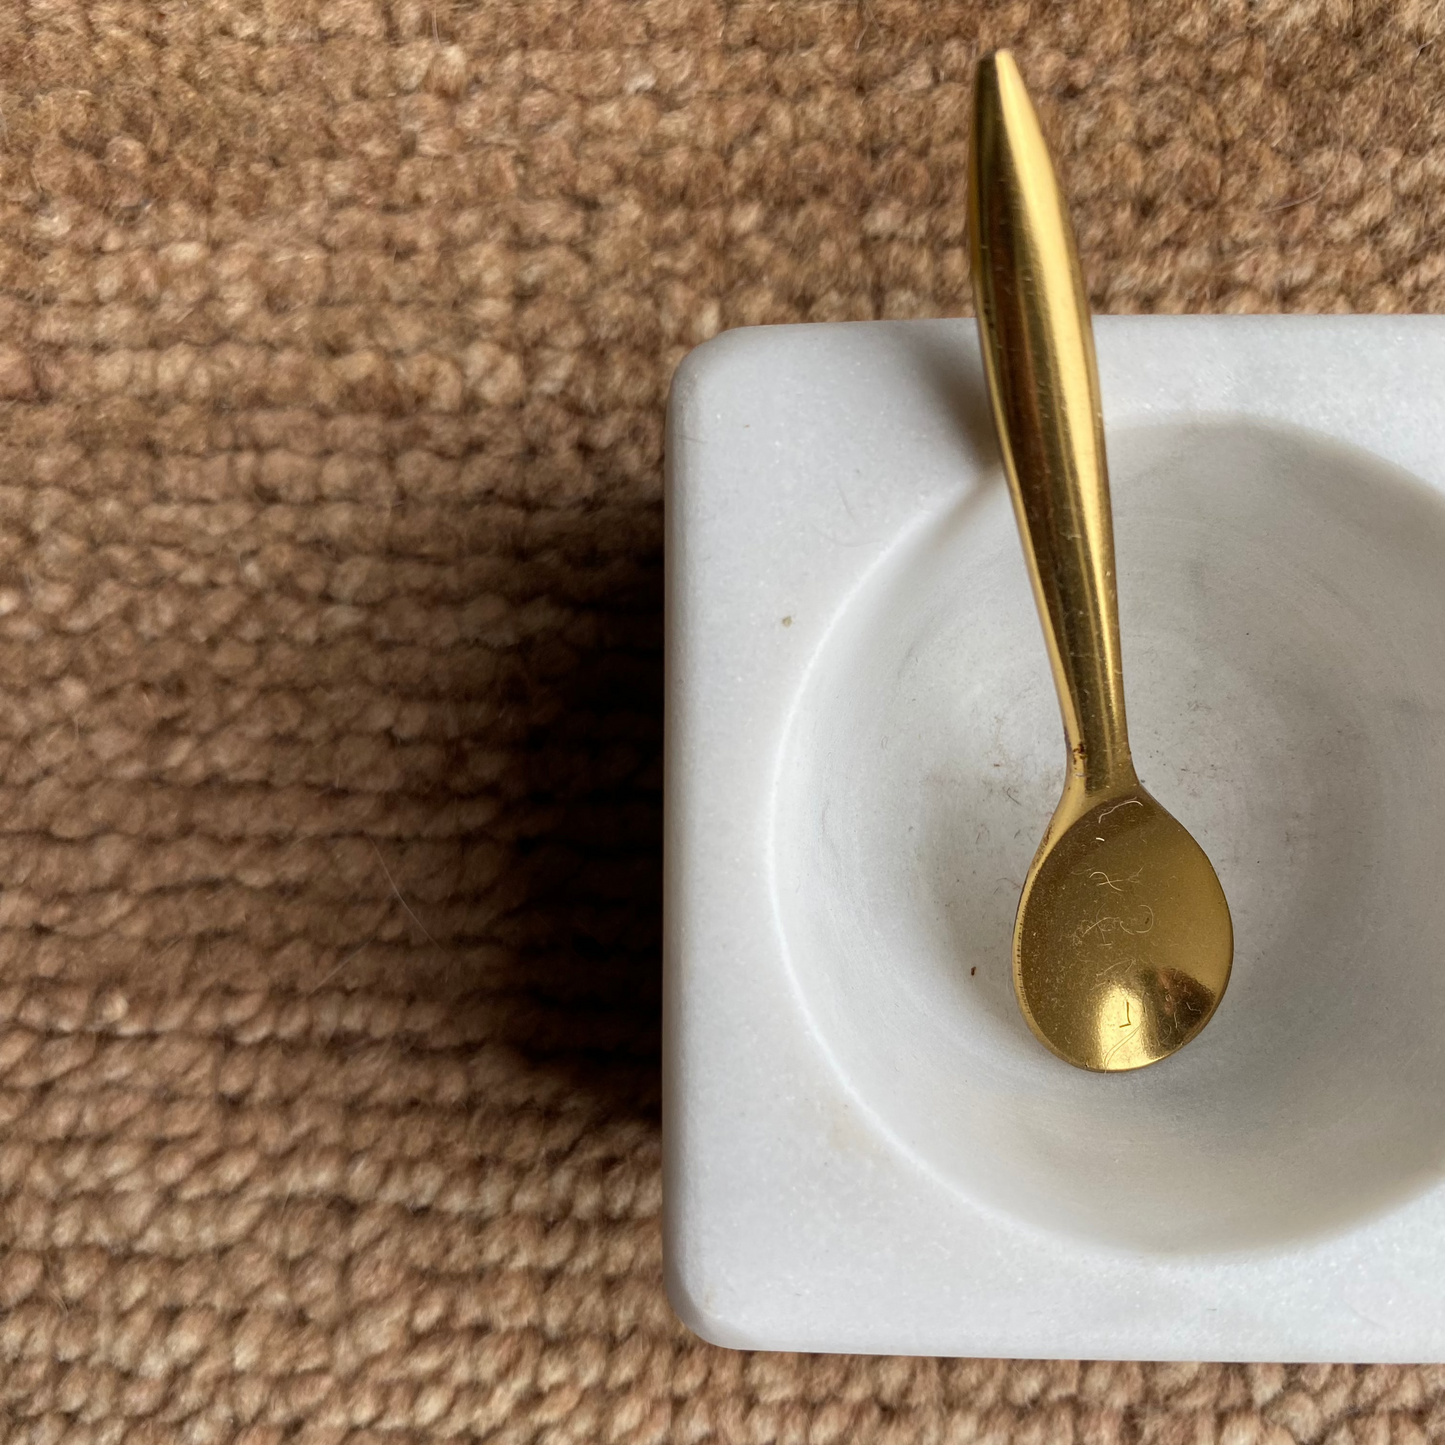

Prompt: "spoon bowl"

[1017,786,1232,1071]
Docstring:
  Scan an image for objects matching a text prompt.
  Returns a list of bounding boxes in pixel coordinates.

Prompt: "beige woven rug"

[3,0,1445,1439]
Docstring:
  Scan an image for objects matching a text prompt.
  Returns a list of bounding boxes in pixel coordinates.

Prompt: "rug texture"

[2,0,1445,1440]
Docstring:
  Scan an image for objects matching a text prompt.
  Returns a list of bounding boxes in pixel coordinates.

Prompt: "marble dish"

[664,315,1445,1360]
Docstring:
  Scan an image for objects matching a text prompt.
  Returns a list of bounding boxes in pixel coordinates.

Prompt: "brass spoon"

[967,51,1233,1071]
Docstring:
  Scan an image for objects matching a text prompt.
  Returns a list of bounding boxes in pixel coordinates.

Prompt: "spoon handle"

[968,51,1134,800]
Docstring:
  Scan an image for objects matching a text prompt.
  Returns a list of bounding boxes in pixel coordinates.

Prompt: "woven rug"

[2,0,1444,1439]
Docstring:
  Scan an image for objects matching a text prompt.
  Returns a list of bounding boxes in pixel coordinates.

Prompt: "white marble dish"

[664,315,1445,1361]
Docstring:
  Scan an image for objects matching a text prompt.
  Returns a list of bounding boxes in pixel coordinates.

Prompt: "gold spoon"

[967,51,1233,1071]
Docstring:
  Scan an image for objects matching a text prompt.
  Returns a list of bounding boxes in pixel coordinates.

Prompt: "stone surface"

[666,315,1445,1359]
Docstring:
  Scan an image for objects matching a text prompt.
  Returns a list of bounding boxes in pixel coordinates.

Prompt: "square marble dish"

[664,315,1445,1360]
